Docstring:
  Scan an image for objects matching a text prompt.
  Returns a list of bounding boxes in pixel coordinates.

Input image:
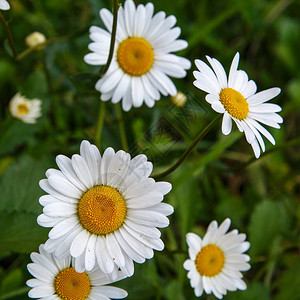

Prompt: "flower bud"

[25,32,46,50]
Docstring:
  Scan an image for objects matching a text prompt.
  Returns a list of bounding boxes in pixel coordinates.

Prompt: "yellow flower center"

[117,37,154,76]
[219,88,249,120]
[17,103,29,115]
[54,267,91,300]
[78,186,127,235]
[195,244,225,277]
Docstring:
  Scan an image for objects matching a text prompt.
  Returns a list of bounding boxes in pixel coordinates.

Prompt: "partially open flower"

[9,93,42,124]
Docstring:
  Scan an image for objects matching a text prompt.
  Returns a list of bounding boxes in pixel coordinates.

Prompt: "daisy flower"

[0,0,10,10]
[9,93,42,124]
[193,52,283,158]
[27,244,128,300]
[84,0,191,111]
[183,219,250,299]
[38,140,173,280]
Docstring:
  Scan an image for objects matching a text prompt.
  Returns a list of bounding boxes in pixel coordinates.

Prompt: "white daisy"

[0,0,10,10]
[84,0,191,111]
[9,93,42,124]
[193,52,283,158]
[38,140,173,280]
[27,244,128,300]
[183,218,251,299]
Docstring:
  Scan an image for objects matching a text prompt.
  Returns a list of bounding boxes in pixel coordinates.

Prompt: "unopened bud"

[25,32,46,50]
[171,91,187,107]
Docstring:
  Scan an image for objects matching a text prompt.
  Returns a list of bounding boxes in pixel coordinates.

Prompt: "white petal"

[127,210,169,228]
[48,175,82,199]
[54,225,82,259]
[124,219,161,238]
[28,286,54,298]
[55,155,86,191]
[123,223,164,251]
[80,140,101,186]
[71,154,94,189]
[106,233,125,268]
[106,150,130,188]
[211,101,225,114]
[126,191,163,209]
[131,76,144,108]
[94,286,128,299]
[149,203,174,216]
[100,147,115,185]
[114,230,145,263]
[85,234,97,271]
[43,202,76,218]
[48,217,78,239]
[206,56,228,89]
[119,226,154,259]
[100,8,113,32]
[221,113,232,135]
[112,74,130,104]
[247,87,281,105]
[95,236,114,275]
[70,229,90,258]
[228,52,240,88]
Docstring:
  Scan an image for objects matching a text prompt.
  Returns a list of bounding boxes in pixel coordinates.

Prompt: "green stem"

[0,11,17,59]
[99,0,120,76]
[153,116,221,179]
[115,103,128,151]
[95,101,106,149]
[41,53,53,94]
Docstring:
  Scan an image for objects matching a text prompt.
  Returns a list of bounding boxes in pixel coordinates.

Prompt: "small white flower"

[193,52,283,158]
[25,32,46,50]
[9,93,42,124]
[84,0,191,111]
[0,0,10,10]
[38,140,173,280]
[184,218,251,299]
[27,244,128,300]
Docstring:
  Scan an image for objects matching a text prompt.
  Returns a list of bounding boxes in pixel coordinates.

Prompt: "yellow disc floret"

[17,103,29,115]
[54,267,91,300]
[195,244,225,277]
[219,88,249,120]
[78,186,127,235]
[117,37,154,76]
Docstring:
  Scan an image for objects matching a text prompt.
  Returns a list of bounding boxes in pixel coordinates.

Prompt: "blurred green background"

[0,0,299,299]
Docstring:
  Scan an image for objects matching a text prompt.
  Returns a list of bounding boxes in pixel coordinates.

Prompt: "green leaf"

[248,200,290,257]
[0,155,52,214]
[172,176,201,248]
[274,259,300,300]
[0,121,40,157]
[164,280,185,300]
[0,268,23,294]
[0,211,48,255]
